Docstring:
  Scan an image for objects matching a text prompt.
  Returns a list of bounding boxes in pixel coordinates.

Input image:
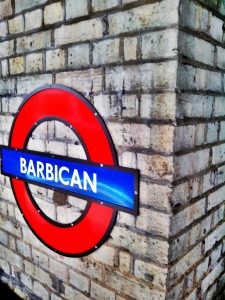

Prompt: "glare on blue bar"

[1,147,138,215]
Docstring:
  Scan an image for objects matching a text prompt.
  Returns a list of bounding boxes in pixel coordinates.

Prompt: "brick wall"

[168,1,225,299]
[0,0,224,300]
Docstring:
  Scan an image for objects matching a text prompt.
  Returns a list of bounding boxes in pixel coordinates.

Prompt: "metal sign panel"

[0,85,139,256]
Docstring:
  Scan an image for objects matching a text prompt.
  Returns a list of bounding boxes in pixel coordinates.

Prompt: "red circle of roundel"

[9,85,117,256]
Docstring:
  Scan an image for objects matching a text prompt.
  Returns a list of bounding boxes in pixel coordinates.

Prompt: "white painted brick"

[216,46,225,69]
[174,125,195,151]
[91,281,115,300]
[1,59,9,77]
[180,0,199,31]
[136,208,170,238]
[63,283,89,300]
[219,121,225,140]
[140,93,176,120]
[0,115,14,132]
[106,61,177,91]
[210,15,223,43]
[66,0,88,19]
[201,260,223,294]
[67,143,87,160]
[20,273,32,290]
[108,122,150,148]
[17,240,31,258]
[0,21,7,37]
[33,281,49,300]
[25,9,42,31]
[8,15,24,34]
[124,37,137,61]
[119,251,130,273]
[111,226,169,264]
[206,122,218,143]
[0,229,8,246]
[137,153,173,181]
[55,19,103,46]
[32,248,49,269]
[17,31,51,53]
[44,2,64,25]
[212,143,225,165]
[207,70,222,92]
[205,223,225,253]
[171,198,205,235]
[56,205,80,224]
[168,244,202,287]
[9,56,24,75]
[179,32,215,66]
[17,74,52,94]
[69,269,89,293]
[214,97,225,117]
[109,0,179,35]
[92,0,119,12]
[0,0,12,20]
[208,186,225,211]
[93,38,120,65]
[174,149,210,179]
[91,245,115,266]
[68,44,90,68]
[46,49,65,70]
[195,123,206,145]
[142,29,178,59]
[55,69,103,95]
[121,94,138,117]
[117,211,135,227]
[0,257,10,276]
[196,257,209,281]
[0,40,14,58]
[134,259,167,290]
[210,244,222,268]
[151,125,174,153]
[106,270,165,300]
[15,0,47,13]
[27,138,46,152]
[26,52,43,73]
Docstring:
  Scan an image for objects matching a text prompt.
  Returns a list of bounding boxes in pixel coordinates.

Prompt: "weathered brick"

[124,37,137,61]
[171,198,205,235]
[151,125,174,152]
[212,144,225,165]
[0,40,14,58]
[196,257,209,282]
[54,19,103,46]
[0,21,7,37]
[119,251,131,273]
[25,9,42,31]
[91,245,115,266]
[205,223,225,253]
[180,0,200,31]
[93,38,120,65]
[0,0,12,20]
[17,240,31,258]
[179,32,215,66]
[174,125,195,151]
[201,260,223,294]
[92,0,119,12]
[210,15,224,43]
[46,49,65,70]
[216,46,225,69]
[0,78,15,95]
[55,69,103,95]
[17,74,52,94]
[69,269,89,292]
[111,226,169,264]
[9,57,24,75]
[8,15,24,34]
[26,53,43,73]
[206,122,218,143]
[68,44,90,68]
[106,61,177,92]
[1,59,9,77]
[91,281,115,300]
[134,259,167,290]
[44,2,64,25]
[33,281,49,300]
[214,97,225,117]
[140,93,176,120]
[17,31,51,53]
[66,0,88,19]
[109,0,179,35]
[15,0,47,13]
[121,94,138,118]
[208,186,225,211]
[142,29,178,59]
[174,149,210,179]
[138,153,173,181]
[168,244,202,287]
[105,270,165,300]
[136,208,170,237]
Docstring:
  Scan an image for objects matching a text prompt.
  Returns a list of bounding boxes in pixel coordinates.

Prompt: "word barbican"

[20,157,97,193]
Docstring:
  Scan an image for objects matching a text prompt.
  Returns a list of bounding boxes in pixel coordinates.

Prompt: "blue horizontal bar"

[1,147,138,215]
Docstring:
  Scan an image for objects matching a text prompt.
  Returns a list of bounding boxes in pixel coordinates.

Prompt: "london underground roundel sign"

[1,85,139,257]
